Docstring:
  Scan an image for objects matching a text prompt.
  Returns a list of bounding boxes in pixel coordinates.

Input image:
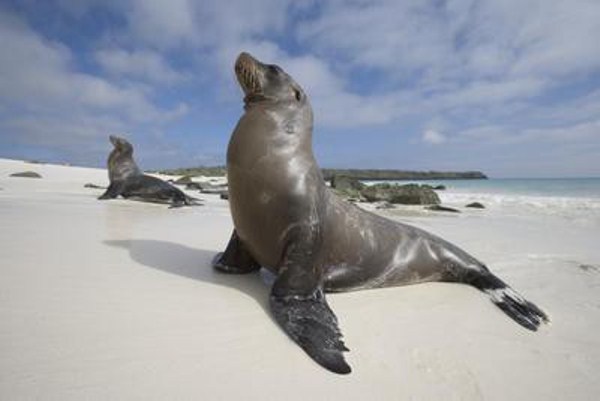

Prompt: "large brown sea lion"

[214,52,548,374]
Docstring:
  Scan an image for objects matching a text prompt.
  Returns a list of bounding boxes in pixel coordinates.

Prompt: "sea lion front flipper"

[270,287,351,374]
[212,231,261,274]
[98,182,122,200]
[269,236,351,375]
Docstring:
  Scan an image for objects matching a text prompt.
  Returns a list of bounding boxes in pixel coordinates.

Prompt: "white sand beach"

[1,158,599,400]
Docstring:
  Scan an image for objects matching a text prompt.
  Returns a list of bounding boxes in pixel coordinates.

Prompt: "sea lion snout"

[109,135,129,149]
[235,52,264,97]
[235,52,256,69]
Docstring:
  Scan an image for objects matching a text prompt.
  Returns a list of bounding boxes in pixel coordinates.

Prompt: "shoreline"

[153,165,488,181]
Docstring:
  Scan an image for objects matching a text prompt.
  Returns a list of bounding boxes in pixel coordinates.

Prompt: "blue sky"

[0,0,599,177]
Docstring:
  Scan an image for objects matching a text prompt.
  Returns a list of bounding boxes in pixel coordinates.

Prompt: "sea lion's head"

[235,52,307,108]
[107,135,139,180]
[109,135,134,155]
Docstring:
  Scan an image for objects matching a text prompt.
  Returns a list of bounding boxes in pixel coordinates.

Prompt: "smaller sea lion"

[98,135,201,207]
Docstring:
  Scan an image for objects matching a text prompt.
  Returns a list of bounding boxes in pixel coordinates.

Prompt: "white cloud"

[126,0,196,48]
[52,0,587,131]
[290,0,600,134]
[422,129,447,145]
[114,0,292,51]
[95,48,188,85]
[453,120,600,177]
[459,120,600,146]
[0,13,182,121]
[436,77,547,109]
[299,0,600,82]
[0,10,187,164]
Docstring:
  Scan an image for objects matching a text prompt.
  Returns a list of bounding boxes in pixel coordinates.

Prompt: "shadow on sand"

[104,239,275,320]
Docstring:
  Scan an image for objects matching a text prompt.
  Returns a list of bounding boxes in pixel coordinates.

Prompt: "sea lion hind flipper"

[166,183,203,207]
[182,195,203,206]
[485,286,549,331]
[168,194,202,208]
[212,231,261,274]
[270,288,351,374]
[471,271,549,331]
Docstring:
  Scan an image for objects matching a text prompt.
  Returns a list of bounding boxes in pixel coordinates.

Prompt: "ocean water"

[368,178,600,222]
[386,178,600,198]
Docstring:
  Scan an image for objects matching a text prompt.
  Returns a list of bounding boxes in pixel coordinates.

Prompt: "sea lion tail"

[168,188,203,207]
[473,270,549,331]
[167,195,203,208]
[184,195,203,206]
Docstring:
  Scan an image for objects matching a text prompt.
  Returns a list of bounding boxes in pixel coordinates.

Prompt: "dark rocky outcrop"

[179,178,229,197]
[376,201,396,210]
[361,183,440,205]
[426,205,461,213]
[421,184,446,191]
[202,188,229,196]
[196,183,229,197]
[10,171,42,178]
[330,175,365,198]
[465,202,485,209]
[185,182,204,191]
[220,192,229,200]
[579,264,599,272]
[174,175,195,185]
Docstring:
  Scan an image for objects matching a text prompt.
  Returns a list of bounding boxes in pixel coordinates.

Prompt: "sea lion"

[213,52,548,374]
[98,135,200,207]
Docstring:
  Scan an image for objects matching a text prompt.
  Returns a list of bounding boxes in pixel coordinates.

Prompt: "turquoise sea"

[386,178,600,199]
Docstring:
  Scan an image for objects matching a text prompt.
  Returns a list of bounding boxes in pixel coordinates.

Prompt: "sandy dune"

[1,158,599,400]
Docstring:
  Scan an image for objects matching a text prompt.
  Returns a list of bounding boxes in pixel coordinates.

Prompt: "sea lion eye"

[268,65,280,75]
[293,88,302,101]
